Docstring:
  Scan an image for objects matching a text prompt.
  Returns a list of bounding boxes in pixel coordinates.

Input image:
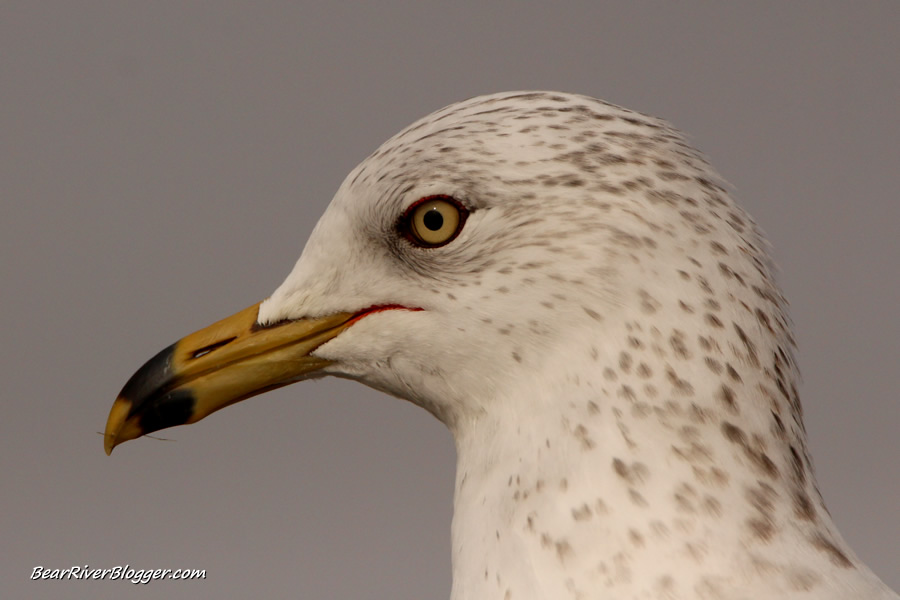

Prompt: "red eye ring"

[398,195,469,248]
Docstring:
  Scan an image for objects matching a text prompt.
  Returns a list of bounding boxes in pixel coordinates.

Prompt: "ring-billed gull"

[104,91,897,599]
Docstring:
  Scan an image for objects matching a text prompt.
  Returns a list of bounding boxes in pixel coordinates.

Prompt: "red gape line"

[348,304,423,325]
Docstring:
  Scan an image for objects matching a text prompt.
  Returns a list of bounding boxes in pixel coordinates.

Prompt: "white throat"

[445,320,883,600]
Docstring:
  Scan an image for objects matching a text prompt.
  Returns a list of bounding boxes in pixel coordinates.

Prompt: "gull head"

[252,91,763,430]
[104,91,897,599]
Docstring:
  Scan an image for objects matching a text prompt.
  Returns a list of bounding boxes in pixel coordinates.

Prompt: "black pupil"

[423,209,444,231]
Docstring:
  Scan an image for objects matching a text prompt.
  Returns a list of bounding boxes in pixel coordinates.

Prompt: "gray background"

[2,2,897,598]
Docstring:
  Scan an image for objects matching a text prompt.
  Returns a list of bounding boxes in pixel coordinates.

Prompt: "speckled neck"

[446,289,873,599]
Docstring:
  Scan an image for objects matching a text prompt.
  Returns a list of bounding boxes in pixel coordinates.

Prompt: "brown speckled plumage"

[253,92,900,599]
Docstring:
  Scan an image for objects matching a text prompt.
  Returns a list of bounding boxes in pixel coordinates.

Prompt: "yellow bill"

[103,302,355,455]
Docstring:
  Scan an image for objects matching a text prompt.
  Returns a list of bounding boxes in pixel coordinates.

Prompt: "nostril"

[191,337,236,359]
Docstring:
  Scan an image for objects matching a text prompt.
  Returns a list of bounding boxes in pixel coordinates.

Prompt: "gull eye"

[402,195,468,247]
